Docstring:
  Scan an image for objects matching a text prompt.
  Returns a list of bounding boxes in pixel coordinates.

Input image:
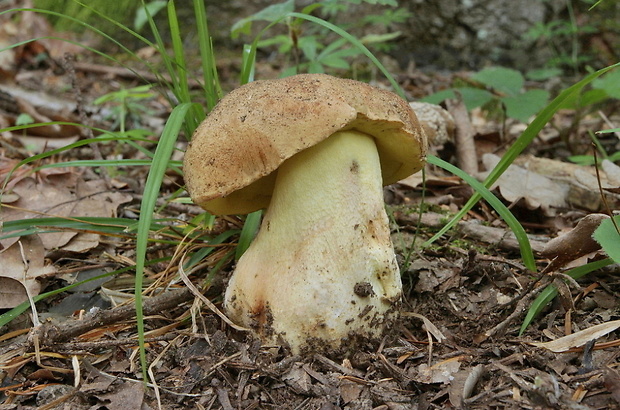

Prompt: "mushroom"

[183,73,427,354]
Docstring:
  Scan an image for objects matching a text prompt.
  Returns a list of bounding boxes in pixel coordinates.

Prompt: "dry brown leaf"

[402,312,447,342]
[2,176,132,253]
[542,213,609,268]
[0,235,55,308]
[603,367,620,404]
[482,153,568,214]
[528,320,620,353]
[415,356,464,384]
[514,155,620,211]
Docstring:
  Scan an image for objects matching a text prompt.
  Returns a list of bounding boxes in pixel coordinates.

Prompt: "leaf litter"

[0,4,619,409]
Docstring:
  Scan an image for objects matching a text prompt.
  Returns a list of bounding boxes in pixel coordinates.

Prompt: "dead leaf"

[528,320,620,353]
[402,312,447,342]
[482,153,568,214]
[448,364,485,407]
[415,356,464,384]
[282,363,312,394]
[2,176,132,253]
[339,379,365,404]
[542,213,609,268]
[603,367,620,404]
[602,160,620,186]
[0,235,55,308]
[514,155,620,211]
[93,380,145,410]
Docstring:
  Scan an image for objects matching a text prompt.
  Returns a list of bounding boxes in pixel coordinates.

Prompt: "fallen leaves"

[0,170,131,307]
[542,213,609,269]
[2,173,132,252]
[528,320,620,353]
[0,235,54,308]
[482,153,569,214]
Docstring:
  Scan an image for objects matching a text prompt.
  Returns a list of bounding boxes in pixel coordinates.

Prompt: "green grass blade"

[34,159,169,167]
[245,12,403,96]
[134,102,194,381]
[167,2,190,104]
[427,155,536,272]
[235,211,262,260]
[163,0,204,134]
[193,0,221,111]
[143,2,181,97]
[1,126,152,190]
[0,216,179,241]
[519,258,614,335]
[183,230,239,270]
[286,12,404,98]
[424,63,620,249]
[240,43,257,84]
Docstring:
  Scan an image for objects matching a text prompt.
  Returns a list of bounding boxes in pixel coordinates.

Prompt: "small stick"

[29,288,193,350]
[446,95,478,175]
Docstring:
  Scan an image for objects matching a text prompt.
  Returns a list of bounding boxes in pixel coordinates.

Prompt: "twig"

[313,353,365,378]
[477,280,547,343]
[53,334,178,353]
[28,288,193,350]
[446,95,478,175]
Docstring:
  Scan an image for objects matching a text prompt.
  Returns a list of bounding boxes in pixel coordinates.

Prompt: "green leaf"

[558,88,608,110]
[420,87,493,110]
[458,87,495,110]
[472,66,524,96]
[370,0,398,6]
[526,68,563,81]
[421,89,456,104]
[567,154,596,166]
[15,113,34,126]
[318,48,358,69]
[308,60,324,73]
[231,0,295,39]
[299,36,319,60]
[257,34,293,53]
[593,216,620,263]
[319,54,350,69]
[286,12,405,97]
[134,1,167,31]
[592,69,620,99]
[502,89,550,122]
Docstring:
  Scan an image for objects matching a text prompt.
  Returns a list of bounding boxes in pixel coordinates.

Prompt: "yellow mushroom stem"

[224,130,402,353]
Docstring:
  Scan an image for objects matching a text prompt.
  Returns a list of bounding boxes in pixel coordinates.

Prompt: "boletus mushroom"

[183,73,428,354]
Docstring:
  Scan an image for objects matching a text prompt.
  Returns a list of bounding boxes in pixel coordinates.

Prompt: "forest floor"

[1,7,620,410]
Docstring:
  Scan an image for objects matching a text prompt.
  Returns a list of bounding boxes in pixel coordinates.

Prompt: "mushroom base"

[224,130,402,354]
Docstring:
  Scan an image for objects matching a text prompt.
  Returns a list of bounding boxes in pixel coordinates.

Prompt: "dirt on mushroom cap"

[183,73,427,215]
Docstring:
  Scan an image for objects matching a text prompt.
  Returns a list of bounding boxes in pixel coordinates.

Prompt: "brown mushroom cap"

[183,73,427,215]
